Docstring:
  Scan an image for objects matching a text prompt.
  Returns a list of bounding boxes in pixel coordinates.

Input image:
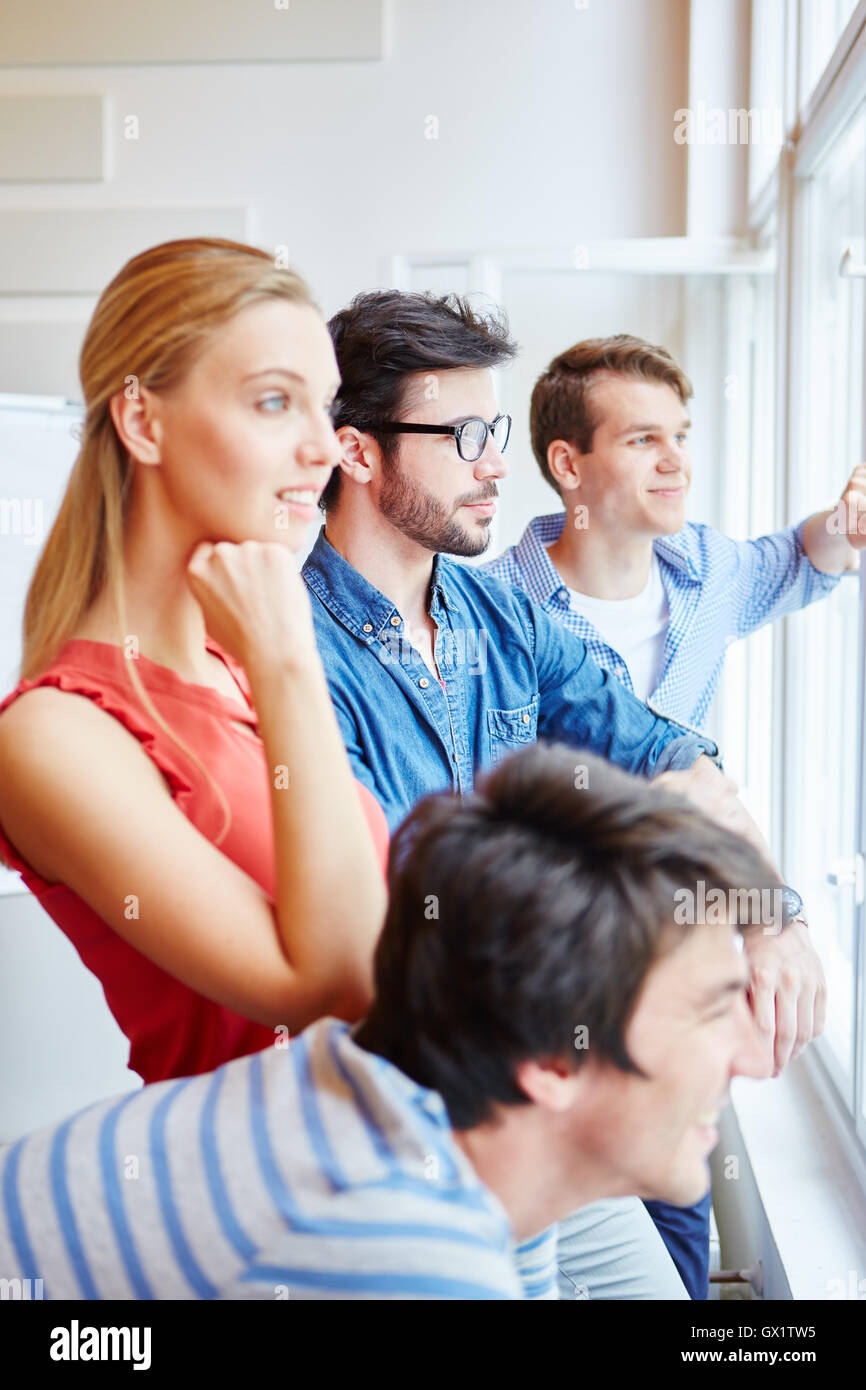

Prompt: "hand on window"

[742,921,826,1076]
[837,462,866,554]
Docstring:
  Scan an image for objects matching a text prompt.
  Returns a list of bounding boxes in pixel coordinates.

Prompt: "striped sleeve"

[217,1183,525,1301]
[0,1029,526,1301]
[514,1226,560,1299]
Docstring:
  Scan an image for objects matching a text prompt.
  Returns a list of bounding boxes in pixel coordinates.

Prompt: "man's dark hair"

[354,744,778,1129]
[320,289,518,511]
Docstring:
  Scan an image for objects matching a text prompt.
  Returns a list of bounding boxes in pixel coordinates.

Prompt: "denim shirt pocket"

[486,696,539,768]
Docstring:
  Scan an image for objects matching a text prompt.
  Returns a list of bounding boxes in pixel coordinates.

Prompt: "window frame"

[777,7,866,1143]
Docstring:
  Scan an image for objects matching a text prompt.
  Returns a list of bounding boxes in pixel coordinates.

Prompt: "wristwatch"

[778,884,808,928]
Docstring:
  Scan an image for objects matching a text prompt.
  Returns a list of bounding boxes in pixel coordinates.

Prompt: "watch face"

[779,886,804,924]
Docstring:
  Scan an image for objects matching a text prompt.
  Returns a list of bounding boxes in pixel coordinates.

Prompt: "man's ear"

[335,426,380,486]
[547,439,582,493]
[514,1056,583,1113]
[108,386,162,467]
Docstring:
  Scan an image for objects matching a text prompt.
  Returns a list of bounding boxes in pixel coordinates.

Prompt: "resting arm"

[0,678,386,1031]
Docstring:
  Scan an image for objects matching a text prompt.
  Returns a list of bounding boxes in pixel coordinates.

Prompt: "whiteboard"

[0,393,83,895]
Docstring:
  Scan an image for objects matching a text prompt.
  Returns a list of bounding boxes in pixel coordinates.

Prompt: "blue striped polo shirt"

[0,1018,557,1301]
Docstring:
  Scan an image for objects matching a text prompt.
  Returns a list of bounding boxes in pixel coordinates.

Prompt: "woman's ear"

[108,383,163,466]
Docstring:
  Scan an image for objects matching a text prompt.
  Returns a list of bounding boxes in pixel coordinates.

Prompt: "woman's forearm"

[246,650,387,1020]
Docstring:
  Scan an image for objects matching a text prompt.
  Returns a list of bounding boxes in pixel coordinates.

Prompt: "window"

[799,0,863,109]
[713,264,779,845]
[785,103,865,1108]
[740,0,866,1145]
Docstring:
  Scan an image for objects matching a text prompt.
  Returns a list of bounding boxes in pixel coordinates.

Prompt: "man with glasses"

[299,288,802,1300]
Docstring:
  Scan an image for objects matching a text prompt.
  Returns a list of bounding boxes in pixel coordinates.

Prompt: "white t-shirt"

[566,553,670,702]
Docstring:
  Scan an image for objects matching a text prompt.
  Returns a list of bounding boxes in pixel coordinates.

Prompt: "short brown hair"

[354,743,778,1129]
[529,333,694,495]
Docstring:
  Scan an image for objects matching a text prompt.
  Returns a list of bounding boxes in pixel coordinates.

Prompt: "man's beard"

[379,455,495,557]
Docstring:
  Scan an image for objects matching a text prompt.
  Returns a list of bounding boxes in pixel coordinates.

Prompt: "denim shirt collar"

[302,526,457,641]
[515,511,701,605]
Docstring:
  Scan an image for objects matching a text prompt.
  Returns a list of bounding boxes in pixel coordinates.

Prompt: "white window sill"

[716,1049,866,1300]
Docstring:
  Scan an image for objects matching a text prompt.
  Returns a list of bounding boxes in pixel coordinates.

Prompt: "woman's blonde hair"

[20,237,317,847]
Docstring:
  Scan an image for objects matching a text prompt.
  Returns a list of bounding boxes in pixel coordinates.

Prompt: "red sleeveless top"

[0,638,390,1085]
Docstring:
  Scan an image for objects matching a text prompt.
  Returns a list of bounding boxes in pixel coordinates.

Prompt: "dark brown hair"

[320,289,517,511]
[354,743,777,1129]
[530,333,694,495]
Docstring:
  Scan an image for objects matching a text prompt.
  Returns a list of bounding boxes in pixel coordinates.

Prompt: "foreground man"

[0,746,774,1299]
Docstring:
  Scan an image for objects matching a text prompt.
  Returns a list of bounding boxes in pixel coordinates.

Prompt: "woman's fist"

[186,539,320,675]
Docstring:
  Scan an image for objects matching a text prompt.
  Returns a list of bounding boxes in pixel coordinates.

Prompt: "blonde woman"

[0,238,388,1084]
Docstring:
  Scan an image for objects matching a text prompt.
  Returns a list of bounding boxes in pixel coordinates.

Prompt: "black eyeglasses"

[374,413,512,463]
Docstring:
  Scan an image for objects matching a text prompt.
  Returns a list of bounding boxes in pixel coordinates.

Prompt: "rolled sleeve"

[732,520,842,639]
[652,733,720,773]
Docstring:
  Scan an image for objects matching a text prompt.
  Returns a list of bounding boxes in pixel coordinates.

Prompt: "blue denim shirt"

[302,527,720,831]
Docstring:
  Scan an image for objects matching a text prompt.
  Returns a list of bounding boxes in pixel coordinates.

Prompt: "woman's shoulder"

[0,675,168,797]
[0,637,131,729]
[0,677,120,738]
[0,676,171,887]
[0,681,79,736]
[0,639,176,802]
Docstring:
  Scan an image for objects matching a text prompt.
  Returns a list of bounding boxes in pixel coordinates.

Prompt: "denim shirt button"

[389,615,401,627]
[419,677,430,689]
[522,713,530,724]
[362,623,373,633]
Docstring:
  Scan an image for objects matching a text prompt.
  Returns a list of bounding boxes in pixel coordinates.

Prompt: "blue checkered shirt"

[480,512,841,730]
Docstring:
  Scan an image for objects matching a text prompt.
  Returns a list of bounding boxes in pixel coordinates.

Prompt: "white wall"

[0,0,690,393]
[0,896,139,1140]
[685,0,751,237]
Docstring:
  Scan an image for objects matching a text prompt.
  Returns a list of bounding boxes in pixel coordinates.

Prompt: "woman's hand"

[185,539,320,675]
